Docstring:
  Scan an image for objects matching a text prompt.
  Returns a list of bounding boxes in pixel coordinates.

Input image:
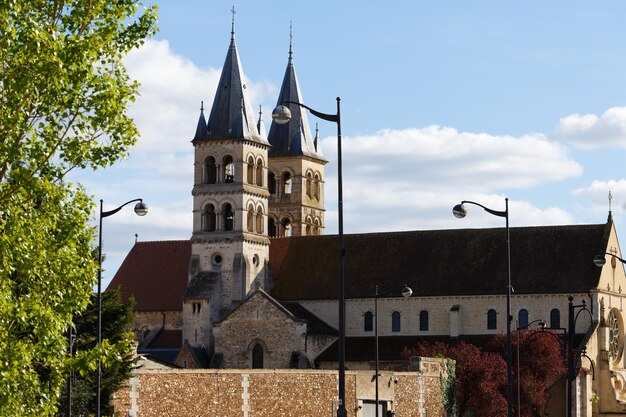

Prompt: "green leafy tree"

[0,1,156,415]
[58,288,137,417]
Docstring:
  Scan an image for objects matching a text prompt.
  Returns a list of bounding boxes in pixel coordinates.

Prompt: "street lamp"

[452,198,512,417]
[593,252,626,268]
[566,296,593,417]
[96,198,148,417]
[272,98,345,417]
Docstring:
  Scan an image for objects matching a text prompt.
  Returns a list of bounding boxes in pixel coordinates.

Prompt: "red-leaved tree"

[489,330,566,417]
[402,341,508,417]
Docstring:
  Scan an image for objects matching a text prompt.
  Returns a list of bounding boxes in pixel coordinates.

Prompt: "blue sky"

[71,1,626,286]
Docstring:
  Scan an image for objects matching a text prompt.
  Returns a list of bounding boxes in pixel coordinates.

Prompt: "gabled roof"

[107,240,190,311]
[200,28,268,145]
[267,40,325,161]
[269,222,610,300]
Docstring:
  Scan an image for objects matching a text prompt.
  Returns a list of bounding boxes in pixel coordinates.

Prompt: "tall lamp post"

[272,98,345,417]
[453,198,512,417]
[96,199,148,417]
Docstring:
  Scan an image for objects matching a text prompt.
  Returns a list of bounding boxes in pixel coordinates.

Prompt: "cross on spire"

[231,6,236,40]
[289,20,293,60]
[609,190,613,213]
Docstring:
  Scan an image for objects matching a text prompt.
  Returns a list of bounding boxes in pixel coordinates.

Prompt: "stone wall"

[113,363,447,417]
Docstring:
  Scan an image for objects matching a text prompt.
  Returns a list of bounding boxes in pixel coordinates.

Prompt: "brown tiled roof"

[107,240,191,311]
[269,222,610,300]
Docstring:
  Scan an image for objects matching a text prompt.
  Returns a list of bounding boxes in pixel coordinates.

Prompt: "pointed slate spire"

[205,10,268,144]
[267,26,325,160]
[192,101,208,142]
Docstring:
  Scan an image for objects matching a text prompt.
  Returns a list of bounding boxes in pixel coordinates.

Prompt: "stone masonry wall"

[113,364,446,417]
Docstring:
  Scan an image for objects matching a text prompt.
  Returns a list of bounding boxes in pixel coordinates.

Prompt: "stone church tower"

[267,37,327,237]
[182,21,271,354]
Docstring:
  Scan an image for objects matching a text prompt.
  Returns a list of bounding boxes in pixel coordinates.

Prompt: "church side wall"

[113,367,446,417]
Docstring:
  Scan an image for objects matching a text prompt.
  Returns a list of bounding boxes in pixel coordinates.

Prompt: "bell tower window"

[256,158,263,186]
[223,155,234,183]
[202,204,216,232]
[204,156,217,184]
[247,204,254,232]
[281,218,292,237]
[268,218,277,237]
[268,172,276,194]
[283,172,292,194]
[256,207,263,234]
[223,203,234,231]
[247,156,254,184]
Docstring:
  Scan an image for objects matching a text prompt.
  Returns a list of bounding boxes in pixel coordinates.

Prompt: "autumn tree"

[0,1,156,415]
[402,341,508,417]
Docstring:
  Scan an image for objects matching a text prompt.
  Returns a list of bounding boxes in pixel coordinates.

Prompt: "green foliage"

[0,1,156,415]
[57,289,137,416]
[440,359,457,417]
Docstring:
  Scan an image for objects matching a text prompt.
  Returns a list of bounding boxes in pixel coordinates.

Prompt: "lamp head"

[271,104,292,124]
[134,201,149,216]
[401,285,413,298]
[593,254,606,268]
[452,203,467,219]
[538,321,546,330]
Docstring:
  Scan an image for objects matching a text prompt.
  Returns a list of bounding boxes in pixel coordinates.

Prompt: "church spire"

[267,24,325,160]
[192,101,208,141]
[204,10,267,144]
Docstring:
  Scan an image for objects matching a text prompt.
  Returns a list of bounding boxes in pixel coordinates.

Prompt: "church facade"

[109,21,626,417]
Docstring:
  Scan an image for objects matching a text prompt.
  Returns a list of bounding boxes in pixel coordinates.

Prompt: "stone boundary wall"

[113,361,448,417]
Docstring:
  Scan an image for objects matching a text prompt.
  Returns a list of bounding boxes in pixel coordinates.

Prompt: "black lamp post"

[453,198,512,417]
[272,99,345,417]
[96,198,148,417]
[515,319,546,417]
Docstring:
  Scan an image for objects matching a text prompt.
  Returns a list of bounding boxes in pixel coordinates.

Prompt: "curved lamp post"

[593,252,626,267]
[453,198,512,417]
[272,98,345,417]
[97,198,148,417]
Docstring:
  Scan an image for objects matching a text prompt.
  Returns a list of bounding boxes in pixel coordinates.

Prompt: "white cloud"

[572,179,626,212]
[553,106,626,149]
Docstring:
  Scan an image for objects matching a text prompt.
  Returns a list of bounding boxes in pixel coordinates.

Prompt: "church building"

[109,19,626,417]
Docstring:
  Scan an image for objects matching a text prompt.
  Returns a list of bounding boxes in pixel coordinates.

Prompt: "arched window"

[392,311,401,332]
[247,204,254,232]
[306,172,313,198]
[268,172,276,194]
[256,158,263,186]
[487,309,497,329]
[204,156,217,184]
[518,309,529,329]
[283,172,292,194]
[246,156,254,184]
[223,155,234,183]
[314,173,321,199]
[419,310,429,331]
[256,207,263,234]
[282,218,291,237]
[550,308,560,329]
[223,203,234,231]
[268,218,277,237]
[252,344,263,369]
[364,311,373,332]
[314,218,321,235]
[202,204,216,232]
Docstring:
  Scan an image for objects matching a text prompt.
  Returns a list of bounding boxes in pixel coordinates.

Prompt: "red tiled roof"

[107,240,190,311]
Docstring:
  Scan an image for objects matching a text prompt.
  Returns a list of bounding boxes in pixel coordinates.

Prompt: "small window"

[306,172,313,198]
[282,218,291,237]
[550,309,560,329]
[223,155,234,183]
[256,158,263,186]
[392,311,401,332]
[268,218,277,238]
[192,302,201,314]
[246,156,254,184]
[518,309,529,329]
[204,156,217,184]
[256,207,263,234]
[202,204,216,232]
[223,203,234,231]
[252,344,264,369]
[247,204,254,232]
[268,172,276,194]
[487,309,497,329]
[364,311,373,332]
[313,173,321,199]
[419,310,429,331]
[283,172,292,194]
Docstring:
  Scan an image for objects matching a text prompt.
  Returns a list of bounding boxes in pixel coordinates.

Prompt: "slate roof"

[267,42,325,160]
[196,29,268,145]
[269,222,610,300]
[281,301,338,335]
[107,240,191,311]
